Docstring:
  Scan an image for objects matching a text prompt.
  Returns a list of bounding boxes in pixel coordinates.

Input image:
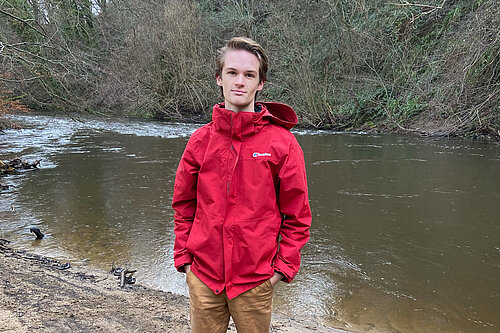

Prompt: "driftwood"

[29,227,45,240]
[0,238,11,250]
[110,265,137,287]
[0,158,41,174]
[119,269,137,288]
[1,158,41,190]
[0,238,71,270]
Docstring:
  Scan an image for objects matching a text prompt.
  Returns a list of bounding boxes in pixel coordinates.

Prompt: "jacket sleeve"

[172,134,201,272]
[274,138,312,283]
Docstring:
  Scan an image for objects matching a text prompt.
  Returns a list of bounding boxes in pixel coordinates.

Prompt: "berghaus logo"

[252,152,271,157]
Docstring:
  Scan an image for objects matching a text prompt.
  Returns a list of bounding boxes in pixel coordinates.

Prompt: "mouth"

[231,90,246,95]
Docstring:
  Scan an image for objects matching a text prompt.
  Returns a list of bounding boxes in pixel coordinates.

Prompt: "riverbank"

[0,240,347,333]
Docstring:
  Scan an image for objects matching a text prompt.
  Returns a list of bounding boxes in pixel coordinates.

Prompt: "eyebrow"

[225,67,258,74]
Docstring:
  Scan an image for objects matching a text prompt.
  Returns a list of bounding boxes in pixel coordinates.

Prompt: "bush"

[1,0,498,139]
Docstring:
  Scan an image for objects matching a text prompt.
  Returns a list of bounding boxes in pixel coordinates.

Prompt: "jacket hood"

[258,102,298,130]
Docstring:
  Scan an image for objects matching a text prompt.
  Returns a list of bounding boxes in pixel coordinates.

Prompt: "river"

[1,113,499,333]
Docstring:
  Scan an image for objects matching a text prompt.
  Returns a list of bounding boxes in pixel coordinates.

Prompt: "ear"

[257,79,265,91]
[216,73,223,87]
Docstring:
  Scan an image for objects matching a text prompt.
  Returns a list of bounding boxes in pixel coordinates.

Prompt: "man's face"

[216,49,264,112]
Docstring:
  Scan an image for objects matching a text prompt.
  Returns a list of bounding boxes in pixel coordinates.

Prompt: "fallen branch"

[390,0,447,23]
[110,265,137,287]
[0,239,71,270]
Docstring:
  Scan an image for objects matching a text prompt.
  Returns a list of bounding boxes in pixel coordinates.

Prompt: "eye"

[246,73,255,78]
[227,71,236,75]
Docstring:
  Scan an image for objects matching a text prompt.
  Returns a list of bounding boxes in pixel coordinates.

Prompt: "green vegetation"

[1,0,498,139]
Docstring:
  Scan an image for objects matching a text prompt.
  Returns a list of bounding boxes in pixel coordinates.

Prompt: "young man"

[172,37,311,333]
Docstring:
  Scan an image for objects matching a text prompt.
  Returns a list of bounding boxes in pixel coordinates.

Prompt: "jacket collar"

[212,103,269,141]
[212,102,298,140]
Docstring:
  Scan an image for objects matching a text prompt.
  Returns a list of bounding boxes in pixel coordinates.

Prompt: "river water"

[1,113,499,333]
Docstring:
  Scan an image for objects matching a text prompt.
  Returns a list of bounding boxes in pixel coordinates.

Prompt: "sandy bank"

[0,240,348,333]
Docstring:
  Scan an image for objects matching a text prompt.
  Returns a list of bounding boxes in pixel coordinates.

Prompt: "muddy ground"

[0,240,347,333]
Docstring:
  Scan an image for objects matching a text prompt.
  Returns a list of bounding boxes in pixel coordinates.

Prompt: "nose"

[235,74,245,86]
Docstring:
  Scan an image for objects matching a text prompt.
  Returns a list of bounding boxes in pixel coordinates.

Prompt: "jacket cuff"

[174,254,193,272]
[274,258,296,283]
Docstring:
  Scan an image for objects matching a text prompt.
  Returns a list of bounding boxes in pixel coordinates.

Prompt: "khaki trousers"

[186,270,274,333]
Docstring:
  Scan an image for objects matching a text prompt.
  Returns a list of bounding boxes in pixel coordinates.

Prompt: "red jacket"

[173,102,311,299]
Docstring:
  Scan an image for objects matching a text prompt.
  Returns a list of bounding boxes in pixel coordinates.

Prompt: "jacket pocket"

[185,207,224,279]
[231,214,282,283]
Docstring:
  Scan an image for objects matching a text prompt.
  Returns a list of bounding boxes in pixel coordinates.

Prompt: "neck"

[224,101,255,113]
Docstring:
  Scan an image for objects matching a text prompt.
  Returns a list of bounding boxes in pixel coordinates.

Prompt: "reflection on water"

[1,114,499,333]
[300,134,500,332]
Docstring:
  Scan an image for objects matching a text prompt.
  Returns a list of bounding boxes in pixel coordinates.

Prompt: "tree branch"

[0,8,48,38]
